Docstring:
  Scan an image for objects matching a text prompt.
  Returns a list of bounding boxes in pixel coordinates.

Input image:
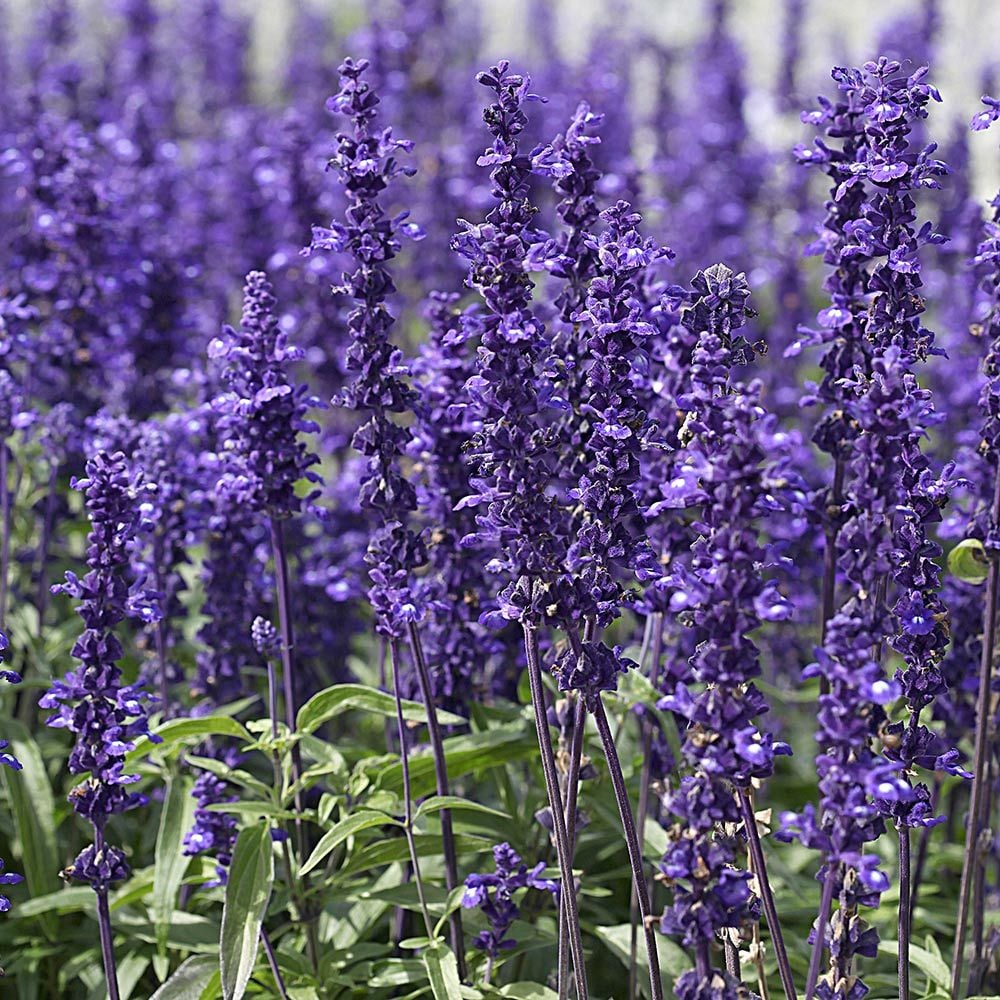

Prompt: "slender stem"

[93,829,122,1000]
[952,472,1000,1000]
[523,622,588,999]
[260,928,290,999]
[0,444,10,628]
[969,753,996,996]
[898,825,911,1000]
[818,458,845,697]
[724,936,740,978]
[752,918,771,1000]
[390,639,435,940]
[33,464,59,627]
[909,778,940,922]
[405,621,466,980]
[738,789,797,1000]
[268,518,318,971]
[593,698,662,1000]
[155,616,170,715]
[559,693,587,999]
[630,613,665,1000]
[805,870,836,1000]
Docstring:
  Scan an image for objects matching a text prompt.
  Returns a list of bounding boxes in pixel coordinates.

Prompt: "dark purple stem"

[592,698,662,1000]
[33,464,59,627]
[0,444,9,628]
[523,622,589,999]
[969,754,996,995]
[818,458,845,696]
[630,612,665,1000]
[952,472,1000,1000]
[909,778,940,922]
[260,928,290,999]
[93,830,121,1000]
[738,789,797,1000]
[268,516,318,971]
[404,621,466,981]
[269,520,306,822]
[805,870,836,1000]
[389,638,435,939]
[898,826,911,1000]
[559,692,587,999]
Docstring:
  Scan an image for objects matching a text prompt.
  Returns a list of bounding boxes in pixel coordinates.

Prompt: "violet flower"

[461,842,558,960]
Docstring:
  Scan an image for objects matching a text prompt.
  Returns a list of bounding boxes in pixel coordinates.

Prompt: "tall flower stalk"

[208,269,323,916]
[40,452,161,1000]
[657,265,797,1000]
[782,57,952,1000]
[454,61,586,997]
[308,56,465,973]
[953,94,1000,999]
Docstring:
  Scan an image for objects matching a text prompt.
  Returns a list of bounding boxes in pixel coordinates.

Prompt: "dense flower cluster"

[656,266,793,998]
[39,452,161,889]
[5,3,1000,998]
[309,56,424,637]
[455,61,569,628]
[209,270,323,519]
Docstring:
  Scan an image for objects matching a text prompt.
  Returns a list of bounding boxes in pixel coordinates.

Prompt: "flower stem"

[390,638,435,940]
[818,458,845,696]
[630,612,664,1000]
[952,473,1000,1000]
[269,519,305,824]
[0,444,10,629]
[970,754,996,995]
[405,621,466,980]
[33,464,59,627]
[268,517,318,969]
[898,825,911,1000]
[559,692,587,999]
[909,777,940,922]
[593,697,662,1000]
[93,831,121,1000]
[523,622,588,999]
[805,868,836,1000]
[738,789,797,1000]
[260,927,290,999]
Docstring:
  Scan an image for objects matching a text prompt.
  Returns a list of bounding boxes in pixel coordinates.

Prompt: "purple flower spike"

[40,451,161,887]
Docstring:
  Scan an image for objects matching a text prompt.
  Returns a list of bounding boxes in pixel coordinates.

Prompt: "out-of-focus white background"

[8,0,1000,189]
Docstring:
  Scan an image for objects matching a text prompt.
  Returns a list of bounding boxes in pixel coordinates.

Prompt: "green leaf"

[297,683,466,735]
[17,886,94,918]
[414,795,509,821]
[128,715,252,763]
[187,756,272,797]
[595,922,691,996]
[878,940,951,992]
[299,809,401,877]
[220,824,274,1000]
[150,956,219,1000]
[948,537,990,584]
[153,773,196,959]
[1,720,61,912]
[495,986,560,999]
[373,724,534,799]
[422,943,463,1000]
